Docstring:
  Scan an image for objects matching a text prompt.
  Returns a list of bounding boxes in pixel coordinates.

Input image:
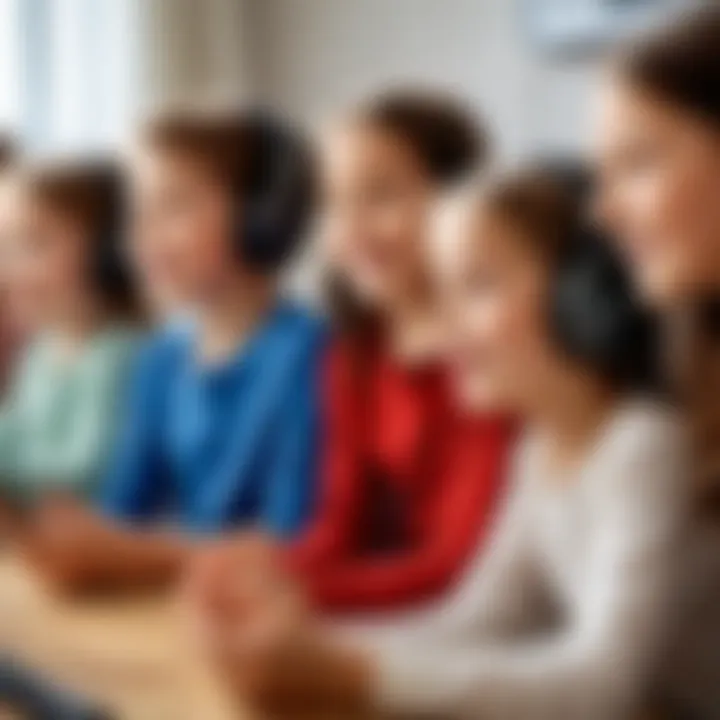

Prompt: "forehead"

[322,120,424,178]
[430,193,538,279]
[593,74,720,156]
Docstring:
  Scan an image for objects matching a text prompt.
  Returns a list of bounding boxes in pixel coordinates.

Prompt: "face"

[128,146,236,311]
[320,122,434,309]
[595,77,720,307]
[432,197,556,414]
[0,184,89,332]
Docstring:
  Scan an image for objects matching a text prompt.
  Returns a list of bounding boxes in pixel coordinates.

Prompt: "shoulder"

[594,398,689,511]
[129,326,189,383]
[91,326,143,364]
[8,338,47,391]
[607,398,686,460]
[269,300,330,359]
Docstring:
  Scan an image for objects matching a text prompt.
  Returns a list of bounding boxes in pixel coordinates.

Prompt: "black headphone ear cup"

[238,113,315,271]
[550,238,659,388]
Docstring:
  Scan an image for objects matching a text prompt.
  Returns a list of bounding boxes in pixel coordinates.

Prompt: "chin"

[455,378,506,415]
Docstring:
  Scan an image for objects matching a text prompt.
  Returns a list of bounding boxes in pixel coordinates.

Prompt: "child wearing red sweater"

[285,340,511,610]
[189,91,513,614]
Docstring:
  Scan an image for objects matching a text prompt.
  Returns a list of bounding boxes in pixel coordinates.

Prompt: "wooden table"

[0,554,245,720]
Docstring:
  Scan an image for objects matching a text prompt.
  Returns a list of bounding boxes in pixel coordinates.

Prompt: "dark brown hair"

[26,160,139,320]
[140,110,249,190]
[359,89,489,185]
[330,90,489,345]
[482,169,576,263]
[615,5,720,127]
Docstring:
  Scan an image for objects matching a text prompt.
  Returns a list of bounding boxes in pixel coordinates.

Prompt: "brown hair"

[359,89,489,185]
[615,5,720,127]
[481,169,577,263]
[140,110,249,191]
[140,108,317,272]
[26,160,139,321]
[330,89,489,345]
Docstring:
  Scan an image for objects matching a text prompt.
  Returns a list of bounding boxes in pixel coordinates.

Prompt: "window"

[1,0,137,153]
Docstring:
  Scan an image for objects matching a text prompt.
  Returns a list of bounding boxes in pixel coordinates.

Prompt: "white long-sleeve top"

[356,400,688,720]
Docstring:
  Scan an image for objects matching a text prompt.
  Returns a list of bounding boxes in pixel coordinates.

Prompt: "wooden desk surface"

[0,554,245,720]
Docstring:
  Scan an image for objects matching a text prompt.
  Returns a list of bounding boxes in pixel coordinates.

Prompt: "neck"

[45,293,106,360]
[50,295,105,344]
[528,363,616,466]
[196,270,277,363]
[384,281,440,364]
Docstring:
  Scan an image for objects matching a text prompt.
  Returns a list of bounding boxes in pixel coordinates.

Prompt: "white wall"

[135,0,250,113]
[243,0,604,161]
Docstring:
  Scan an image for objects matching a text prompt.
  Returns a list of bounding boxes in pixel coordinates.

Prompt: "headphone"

[543,161,660,390]
[234,110,316,272]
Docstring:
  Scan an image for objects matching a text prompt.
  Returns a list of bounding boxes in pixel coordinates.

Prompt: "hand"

[185,532,282,623]
[186,541,370,713]
[186,537,316,707]
[20,497,121,595]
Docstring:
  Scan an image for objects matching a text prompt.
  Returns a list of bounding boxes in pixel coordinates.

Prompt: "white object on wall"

[524,0,693,55]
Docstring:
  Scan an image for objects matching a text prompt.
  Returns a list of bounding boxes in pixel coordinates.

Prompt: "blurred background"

[0,0,695,160]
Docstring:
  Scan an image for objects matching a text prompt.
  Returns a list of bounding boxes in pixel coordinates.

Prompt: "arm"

[361,412,686,719]
[336,440,544,648]
[28,338,188,595]
[290,414,513,611]
[27,499,195,595]
[29,338,137,496]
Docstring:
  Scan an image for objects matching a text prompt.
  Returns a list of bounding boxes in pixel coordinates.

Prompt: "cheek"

[622,162,720,301]
[450,286,548,412]
[140,203,231,297]
[324,202,425,304]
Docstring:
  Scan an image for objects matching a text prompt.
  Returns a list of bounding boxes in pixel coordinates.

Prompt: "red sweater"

[286,341,513,612]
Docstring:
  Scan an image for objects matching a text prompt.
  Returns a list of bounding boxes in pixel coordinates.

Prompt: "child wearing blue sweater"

[25,110,325,594]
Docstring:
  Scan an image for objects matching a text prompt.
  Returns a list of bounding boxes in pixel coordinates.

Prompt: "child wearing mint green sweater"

[0,161,140,512]
[0,327,137,502]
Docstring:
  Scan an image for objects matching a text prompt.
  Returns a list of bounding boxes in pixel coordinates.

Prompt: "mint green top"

[0,327,139,501]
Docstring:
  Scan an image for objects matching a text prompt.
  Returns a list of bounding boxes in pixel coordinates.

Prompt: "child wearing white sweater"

[185,166,690,719]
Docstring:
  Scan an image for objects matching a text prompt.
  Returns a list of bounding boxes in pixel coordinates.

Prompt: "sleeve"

[284,344,364,568]
[28,337,138,495]
[291,410,513,611]
[98,337,172,522]
[260,328,326,539]
[369,411,687,720]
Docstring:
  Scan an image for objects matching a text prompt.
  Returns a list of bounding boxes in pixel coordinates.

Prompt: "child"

[593,8,720,716]
[188,165,687,720]
[24,110,326,595]
[191,91,513,614]
[0,162,139,515]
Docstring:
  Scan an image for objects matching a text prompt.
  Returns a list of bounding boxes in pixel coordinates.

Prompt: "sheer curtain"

[1,0,249,154]
[0,0,22,138]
